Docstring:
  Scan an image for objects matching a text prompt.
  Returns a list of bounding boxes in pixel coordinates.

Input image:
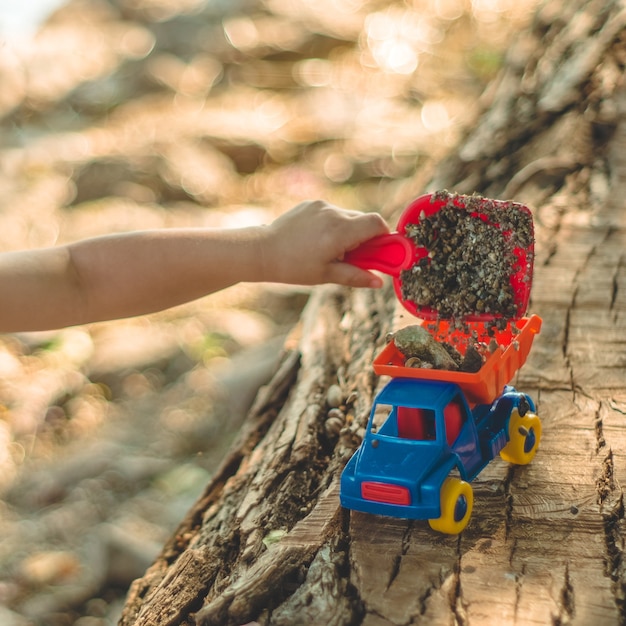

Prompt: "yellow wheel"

[499,408,541,465]
[428,477,473,535]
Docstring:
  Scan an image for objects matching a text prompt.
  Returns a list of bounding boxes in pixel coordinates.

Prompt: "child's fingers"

[328,262,384,289]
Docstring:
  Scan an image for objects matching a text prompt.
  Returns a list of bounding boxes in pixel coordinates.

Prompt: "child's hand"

[260,200,390,288]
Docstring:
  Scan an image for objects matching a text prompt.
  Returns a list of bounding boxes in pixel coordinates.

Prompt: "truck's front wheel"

[428,477,473,534]
[500,408,541,465]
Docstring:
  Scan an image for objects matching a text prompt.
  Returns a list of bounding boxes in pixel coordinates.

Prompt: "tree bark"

[120,1,626,624]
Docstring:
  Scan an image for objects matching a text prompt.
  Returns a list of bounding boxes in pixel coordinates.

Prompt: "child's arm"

[0,200,389,332]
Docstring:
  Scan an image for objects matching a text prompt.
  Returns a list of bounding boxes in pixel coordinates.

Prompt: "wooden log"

[120,0,626,623]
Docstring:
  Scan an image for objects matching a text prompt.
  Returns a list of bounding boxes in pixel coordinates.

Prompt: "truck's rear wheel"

[500,408,541,465]
[428,477,473,534]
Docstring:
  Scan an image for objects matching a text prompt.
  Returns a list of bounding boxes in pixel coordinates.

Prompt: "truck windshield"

[370,404,393,434]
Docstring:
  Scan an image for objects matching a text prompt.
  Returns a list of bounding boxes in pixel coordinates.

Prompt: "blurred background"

[0,1,539,624]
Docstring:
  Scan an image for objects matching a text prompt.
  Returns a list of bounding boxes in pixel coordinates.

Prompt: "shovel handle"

[344,233,415,276]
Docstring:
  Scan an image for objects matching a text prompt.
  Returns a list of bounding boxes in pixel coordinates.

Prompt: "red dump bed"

[373,315,542,406]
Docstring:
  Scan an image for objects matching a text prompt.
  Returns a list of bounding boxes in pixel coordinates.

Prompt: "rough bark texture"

[120,1,626,624]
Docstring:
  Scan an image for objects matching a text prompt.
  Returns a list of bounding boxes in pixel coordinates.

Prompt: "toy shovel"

[345,192,534,322]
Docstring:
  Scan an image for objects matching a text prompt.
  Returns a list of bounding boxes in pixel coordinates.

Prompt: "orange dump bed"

[373,314,542,406]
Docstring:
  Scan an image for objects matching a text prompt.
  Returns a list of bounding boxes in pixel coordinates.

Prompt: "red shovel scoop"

[345,192,534,322]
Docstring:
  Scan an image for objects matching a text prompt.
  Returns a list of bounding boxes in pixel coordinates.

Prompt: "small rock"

[324,410,344,437]
[460,344,484,373]
[326,384,343,408]
[393,325,458,370]
[404,356,422,368]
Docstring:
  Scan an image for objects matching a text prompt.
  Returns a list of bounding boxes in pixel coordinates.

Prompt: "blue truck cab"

[340,377,540,534]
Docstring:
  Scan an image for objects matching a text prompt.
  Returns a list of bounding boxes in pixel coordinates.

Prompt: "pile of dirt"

[400,190,534,321]
[391,323,489,373]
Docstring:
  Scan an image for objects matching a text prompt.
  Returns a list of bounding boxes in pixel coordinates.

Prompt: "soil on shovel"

[393,190,534,373]
[399,190,534,322]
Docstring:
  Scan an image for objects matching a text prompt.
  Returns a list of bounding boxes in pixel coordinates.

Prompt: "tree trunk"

[120,1,626,624]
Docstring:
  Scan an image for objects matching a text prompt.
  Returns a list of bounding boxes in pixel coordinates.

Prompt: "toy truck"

[340,314,542,534]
